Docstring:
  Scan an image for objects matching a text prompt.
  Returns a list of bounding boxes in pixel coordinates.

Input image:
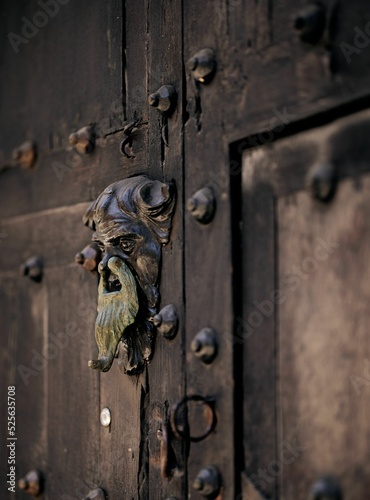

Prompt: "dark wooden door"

[2,1,370,499]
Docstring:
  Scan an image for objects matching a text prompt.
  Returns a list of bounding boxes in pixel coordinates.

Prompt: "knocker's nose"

[98,253,111,275]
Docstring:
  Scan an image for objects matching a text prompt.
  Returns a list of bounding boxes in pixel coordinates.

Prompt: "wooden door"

[0,1,186,498]
[2,1,370,499]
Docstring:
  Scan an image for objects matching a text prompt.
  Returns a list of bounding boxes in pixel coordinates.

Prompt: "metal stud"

[191,328,218,364]
[69,125,95,154]
[306,162,337,201]
[187,186,216,224]
[83,488,107,500]
[294,3,326,44]
[310,476,342,500]
[192,465,221,497]
[153,304,179,340]
[20,256,43,283]
[12,140,37,169]
[18,470,44,496]
[148,85,177,115]
[186,48,216,83]
[75,243,101,272]
[100,407,111,428]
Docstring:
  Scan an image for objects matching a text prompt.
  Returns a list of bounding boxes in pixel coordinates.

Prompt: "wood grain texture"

[278,176,370,499]
[0,0,123,159]
[3,0,370,498]
[224,0,370,142]
[45,266,100,499]
[183,2,236,498]
[146,1,186,498]
[242,156,277,498]
[0,129,147,220]
[0,203,92,273]
[242,109,370,499]
[0,276,48,500]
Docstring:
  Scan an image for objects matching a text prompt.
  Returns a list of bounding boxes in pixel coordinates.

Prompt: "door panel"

[242,108,370,499]
[2,1,370,498]
[278,176,370,499]
[227,0,370,140]
[0,0,123,159]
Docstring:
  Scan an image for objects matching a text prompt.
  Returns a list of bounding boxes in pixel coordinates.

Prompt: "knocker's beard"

[88,256,140,373]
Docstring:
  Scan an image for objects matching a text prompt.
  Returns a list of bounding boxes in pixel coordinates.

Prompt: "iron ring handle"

[171,395,217,443]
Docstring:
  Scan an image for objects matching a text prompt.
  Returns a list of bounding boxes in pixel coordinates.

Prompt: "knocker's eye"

[120,239,135,254]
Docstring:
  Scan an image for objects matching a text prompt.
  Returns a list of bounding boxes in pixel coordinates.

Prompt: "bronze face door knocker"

[82,175,176,375]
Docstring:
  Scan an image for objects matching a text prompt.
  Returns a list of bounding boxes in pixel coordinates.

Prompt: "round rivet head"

[68,125,95,154]
[187,186,216,224]
[186,48,216,83]
[20,256,43,283]
[307,162,337,202]
[84,488,107,500]
[18,469,44,496]
[148,85,177,115]
[12,140,37,169]
[153,304,179,340]
[192,465,221,497]
[310,476,342,500]
[294,3,326,44]
[100,407,111,427]
[191,328,218,364]
[75,243,101,272]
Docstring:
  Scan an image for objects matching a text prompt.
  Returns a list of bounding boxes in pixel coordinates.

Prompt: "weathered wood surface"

[146,0,186,499]
[2,0,370,498]
[0,276,48,500]
[243,109,370,499]
[0,0,123,160]
[46,266,100,499]
[183,2,237,499]
[278,176,370,499]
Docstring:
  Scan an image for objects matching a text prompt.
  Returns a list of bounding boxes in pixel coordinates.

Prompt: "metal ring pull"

[171,395,217,442]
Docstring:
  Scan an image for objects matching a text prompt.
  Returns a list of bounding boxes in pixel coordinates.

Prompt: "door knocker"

[82,175,176,375]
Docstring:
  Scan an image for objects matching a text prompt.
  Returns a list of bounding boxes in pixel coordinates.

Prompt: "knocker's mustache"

[88,256,139,372]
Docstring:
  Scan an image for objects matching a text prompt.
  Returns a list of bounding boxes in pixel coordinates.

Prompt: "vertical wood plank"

[183,1,236,498]
[46,264,100,499]
[242,151,277,498]
[146,1,186,498]
[97,2,149,499]
[0,275,48,500]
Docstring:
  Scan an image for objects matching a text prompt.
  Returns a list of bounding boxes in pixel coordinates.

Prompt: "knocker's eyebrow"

[92,233,140,244]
